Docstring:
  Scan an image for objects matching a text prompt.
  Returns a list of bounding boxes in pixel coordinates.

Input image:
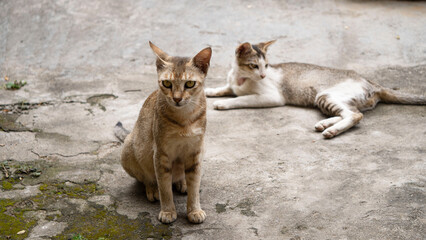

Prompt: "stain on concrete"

[35,132,71,142]
[249,227,258,236]
[86,94,117,111]
[0,113,29,132]
[235,198,257,217]
[0,102,53,115]
[280,226,289,234]
[215,202,228,213]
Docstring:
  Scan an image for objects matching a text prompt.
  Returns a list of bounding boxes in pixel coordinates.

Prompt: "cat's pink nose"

[173,97,182,103]
[260,74,266,79]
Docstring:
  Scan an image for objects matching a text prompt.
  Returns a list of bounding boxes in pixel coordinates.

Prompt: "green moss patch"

[38,182,104,200]
[0,181,105,239]
[1,160,44,190]
[1,179,15,190]
[0,159,175,239]
[54,210,172,240]
[0,199,37,239]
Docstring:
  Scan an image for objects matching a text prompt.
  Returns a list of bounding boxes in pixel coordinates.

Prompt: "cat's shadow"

[129,180,188,203]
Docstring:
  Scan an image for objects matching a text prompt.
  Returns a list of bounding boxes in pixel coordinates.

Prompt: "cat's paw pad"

[188,209,206,224]
[158,211,177,224]
[174,180,187,194]
[322,129,338,139]
[146,187,159,202]
[213,101,229,110]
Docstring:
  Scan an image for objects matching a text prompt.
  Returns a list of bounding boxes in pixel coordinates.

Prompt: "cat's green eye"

[162,80,172,88]
[185,81,196,88]
[249,64,258,69]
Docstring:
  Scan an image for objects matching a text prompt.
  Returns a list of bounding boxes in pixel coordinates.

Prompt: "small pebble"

[17,230,26,235]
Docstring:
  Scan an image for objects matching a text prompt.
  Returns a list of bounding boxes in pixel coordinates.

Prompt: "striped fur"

[205,40,426,138]
[120,42,211,224]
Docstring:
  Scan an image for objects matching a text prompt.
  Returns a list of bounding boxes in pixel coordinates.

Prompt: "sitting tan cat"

[205,40,426,138]
[119,42,212,224]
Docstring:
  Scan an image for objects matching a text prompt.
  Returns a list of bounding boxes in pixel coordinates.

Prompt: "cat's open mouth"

[237,77,247,86]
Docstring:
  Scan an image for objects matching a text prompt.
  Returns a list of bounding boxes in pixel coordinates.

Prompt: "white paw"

[314,122,326,132]
[322,129,338,139]
[188,209,206,224]
[204,88,216,97]
[158,211,177,224]
[213,100,230,110]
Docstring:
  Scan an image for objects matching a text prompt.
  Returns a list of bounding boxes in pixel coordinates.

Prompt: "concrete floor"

[0,0,425,239]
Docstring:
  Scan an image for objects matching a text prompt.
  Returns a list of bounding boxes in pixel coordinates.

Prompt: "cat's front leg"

[205,84,234,97]
[213,94,285,110]
[185,152,206,223]
[155,153,177,224]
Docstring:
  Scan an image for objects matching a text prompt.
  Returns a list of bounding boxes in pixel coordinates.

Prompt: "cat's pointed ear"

[258,40,276,52]
[235,42,253,56]
[149,41,171,68]
[191,47,212,75]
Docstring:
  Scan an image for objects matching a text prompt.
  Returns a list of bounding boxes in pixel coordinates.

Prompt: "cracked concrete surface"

[1,0,425,239]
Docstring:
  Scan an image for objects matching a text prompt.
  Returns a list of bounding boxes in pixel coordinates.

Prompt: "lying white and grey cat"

[205,40,426,138]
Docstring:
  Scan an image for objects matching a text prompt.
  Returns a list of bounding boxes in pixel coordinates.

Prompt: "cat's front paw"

[204,88,216,97]
[187,209,206,224]
[213,100,230,110]
[158,211,177,224]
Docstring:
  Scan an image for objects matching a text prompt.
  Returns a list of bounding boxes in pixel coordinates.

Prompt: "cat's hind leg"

[174,179,187,193]
[121,137,159,201]
[315,95,363,138]
[121,138,146,183]
[145,183,160,202]
[321,110,363,138]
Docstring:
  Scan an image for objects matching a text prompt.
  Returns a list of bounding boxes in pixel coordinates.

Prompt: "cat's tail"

[114,121,130,142]
[379,88,426,105]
